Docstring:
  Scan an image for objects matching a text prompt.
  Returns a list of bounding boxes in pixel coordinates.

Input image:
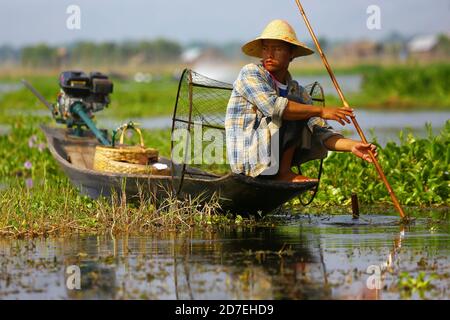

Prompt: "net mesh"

[173,69,233,131]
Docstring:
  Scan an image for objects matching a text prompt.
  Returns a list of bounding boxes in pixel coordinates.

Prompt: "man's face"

[261,39,294,73]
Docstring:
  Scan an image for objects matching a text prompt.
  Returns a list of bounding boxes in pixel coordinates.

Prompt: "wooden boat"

[41,124,317,215]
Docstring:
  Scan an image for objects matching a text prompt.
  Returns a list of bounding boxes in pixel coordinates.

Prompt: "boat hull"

[41,125,317,214]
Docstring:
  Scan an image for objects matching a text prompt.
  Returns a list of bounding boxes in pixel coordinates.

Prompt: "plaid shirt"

[225,63,341,177]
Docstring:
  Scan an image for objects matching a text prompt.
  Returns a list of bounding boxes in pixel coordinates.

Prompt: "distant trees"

[0,45,19,64]
[16,38,182,68]
[21,43,59,67]
[1,33,448,69]
[437,34,450,56]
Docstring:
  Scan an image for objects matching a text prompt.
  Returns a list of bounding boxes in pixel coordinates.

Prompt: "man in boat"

[225,19,377,183]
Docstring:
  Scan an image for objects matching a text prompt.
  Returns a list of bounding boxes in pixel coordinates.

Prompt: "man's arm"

[323,135,378,162]
[281,98,377,162]
[282,100,354,125]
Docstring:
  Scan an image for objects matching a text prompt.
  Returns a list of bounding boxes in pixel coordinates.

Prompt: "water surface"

[95,110,450,146]
[1,213,448,300]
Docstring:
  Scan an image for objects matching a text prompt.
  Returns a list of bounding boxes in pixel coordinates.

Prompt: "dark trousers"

[258,119,328,179]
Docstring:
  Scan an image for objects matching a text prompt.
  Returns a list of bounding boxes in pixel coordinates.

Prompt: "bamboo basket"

[93,122,168,175]
[95,124,158,165]
[93,151,170,175]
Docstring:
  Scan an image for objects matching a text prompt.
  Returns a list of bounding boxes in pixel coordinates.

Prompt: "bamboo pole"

[294,0,406,219]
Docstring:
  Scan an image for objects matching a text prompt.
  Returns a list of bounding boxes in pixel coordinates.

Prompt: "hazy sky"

[1,0,449,47]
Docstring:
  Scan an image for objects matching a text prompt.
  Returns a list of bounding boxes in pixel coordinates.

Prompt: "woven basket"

[93,122,167,175]
[93,151,170,175]
[94,124,158,165]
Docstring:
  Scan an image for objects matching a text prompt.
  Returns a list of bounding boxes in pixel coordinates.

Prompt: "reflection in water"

[170,228,330,300]
[0,215,449,300]
[340,226,405,300]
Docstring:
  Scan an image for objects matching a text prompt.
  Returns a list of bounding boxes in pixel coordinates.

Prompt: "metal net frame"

[297,81,325,205]
[171,69,233,194]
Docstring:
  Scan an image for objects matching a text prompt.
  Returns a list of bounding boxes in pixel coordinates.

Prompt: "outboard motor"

[22,71,114,145]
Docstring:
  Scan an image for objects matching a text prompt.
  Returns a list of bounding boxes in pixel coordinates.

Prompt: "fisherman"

[225,19,377,183]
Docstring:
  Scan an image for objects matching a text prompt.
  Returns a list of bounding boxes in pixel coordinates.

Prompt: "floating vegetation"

[0,114,448,237]
[293,120,449,210]
[398,271,438,299]
[0,179,247,238]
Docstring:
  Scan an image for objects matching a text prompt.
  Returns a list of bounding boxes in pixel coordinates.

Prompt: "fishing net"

[171,68,327,200]
[171,69,233,194]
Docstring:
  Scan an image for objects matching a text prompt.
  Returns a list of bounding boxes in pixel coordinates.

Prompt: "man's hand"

[351,142,378,162]
[320,107,354,125]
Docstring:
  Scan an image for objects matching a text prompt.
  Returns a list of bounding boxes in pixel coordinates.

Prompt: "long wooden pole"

[294,0,406,219]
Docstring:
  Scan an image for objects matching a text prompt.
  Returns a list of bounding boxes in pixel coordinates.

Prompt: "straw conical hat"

[242,19,314,58]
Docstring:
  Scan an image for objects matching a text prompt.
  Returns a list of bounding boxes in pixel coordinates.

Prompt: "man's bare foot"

[275,171,318,183]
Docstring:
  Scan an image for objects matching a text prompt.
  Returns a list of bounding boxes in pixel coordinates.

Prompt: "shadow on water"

[0,212,449,300]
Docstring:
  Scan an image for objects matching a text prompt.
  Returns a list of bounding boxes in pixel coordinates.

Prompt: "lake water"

[1,81,449,300]
[296,75,362,95]
[0,83,21,95]
[1,212,448,300]
[96,110,450,146]
[2,110,448,146]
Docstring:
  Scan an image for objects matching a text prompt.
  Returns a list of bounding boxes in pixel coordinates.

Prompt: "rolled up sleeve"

[271,97,288,127]
[311,121,344,147]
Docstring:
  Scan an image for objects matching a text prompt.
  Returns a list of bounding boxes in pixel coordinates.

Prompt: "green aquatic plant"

[361,63,450,108]
[0,115,448,238]
[294,63,450,109]
[293,120,449,209]
[398,271,437,299]
[0,74,178,119]
[0,180,230,238]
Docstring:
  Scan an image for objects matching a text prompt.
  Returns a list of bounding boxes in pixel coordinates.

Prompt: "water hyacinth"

[294,120,450,208]
[28,135,37,148]
[24,160,32,170]
[37,142,46,152]
[27,134,46,152]
[25,178,33,189]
